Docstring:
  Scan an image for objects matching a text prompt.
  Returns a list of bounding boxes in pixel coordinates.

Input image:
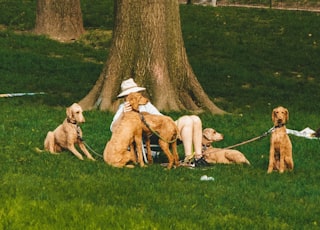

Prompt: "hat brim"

[117,86,146,98]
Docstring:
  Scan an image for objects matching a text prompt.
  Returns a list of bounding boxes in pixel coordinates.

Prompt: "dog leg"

[171,141,180,167]
[129,144,137,163]
[267,148,275,173]
[279,147,286,173]
[284,153,293,171]
[284,143,293,171]
[67,144,84,160]
[78,142,95,161]
[144,136,153,164]
[44,131,56,153]
[115,150,136,167]
[111,157,132,168]
[285,155,294,171]
[134,136,145,167]
[104,142,127,167]
[159,140,174,169]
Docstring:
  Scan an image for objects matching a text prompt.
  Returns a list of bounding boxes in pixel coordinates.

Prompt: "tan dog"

[44,103,95,161]
[140,112,180,169]
[267,106,294,173]
[202,128,224,149]
[124,92,180,169]
[202,128,250,165]
[103,93,147,168]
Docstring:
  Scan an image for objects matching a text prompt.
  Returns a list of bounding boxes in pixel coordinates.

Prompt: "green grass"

[1,1,320,229]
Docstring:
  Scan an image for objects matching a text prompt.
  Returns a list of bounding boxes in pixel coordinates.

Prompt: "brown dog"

[103,93,147,168]
[44,103,95,161]
[124,92,180,169]
[202,128,250,165]
[140,112,180,169]
[267,106,294,173]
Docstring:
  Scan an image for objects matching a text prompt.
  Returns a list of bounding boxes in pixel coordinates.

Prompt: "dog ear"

[284,108,289,121]
[127,95,139,111]
[139,95,149,105]
[272,109,276,122]
[203,129,213,141]
[66,106,73,120]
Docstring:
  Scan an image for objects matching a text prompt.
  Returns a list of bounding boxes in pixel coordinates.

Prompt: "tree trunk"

[79,0,225,114]
[34,0,85,42]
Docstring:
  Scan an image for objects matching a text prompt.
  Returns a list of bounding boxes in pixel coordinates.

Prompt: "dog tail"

[175,125,181,140]
[34,147,45,153]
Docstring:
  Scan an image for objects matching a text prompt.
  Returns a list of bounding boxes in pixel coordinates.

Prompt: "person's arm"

[139,102,162,115]
[111,101,162,131]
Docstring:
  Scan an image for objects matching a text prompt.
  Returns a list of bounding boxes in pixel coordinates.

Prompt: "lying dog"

[44,103,95,161]
[103,92,147,168]
[267,106,294,173]
[202,128,250,165]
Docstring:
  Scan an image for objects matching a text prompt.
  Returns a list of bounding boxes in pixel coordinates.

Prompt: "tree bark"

[34,0,85,42]
[79,0,225,114]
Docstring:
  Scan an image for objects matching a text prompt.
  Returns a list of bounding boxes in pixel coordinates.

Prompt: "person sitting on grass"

[110,78,209,167]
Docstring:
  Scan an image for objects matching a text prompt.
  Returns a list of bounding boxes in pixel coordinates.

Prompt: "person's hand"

[123,101,132,112]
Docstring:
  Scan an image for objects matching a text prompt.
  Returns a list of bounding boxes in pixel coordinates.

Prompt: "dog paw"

[125,165,135,168]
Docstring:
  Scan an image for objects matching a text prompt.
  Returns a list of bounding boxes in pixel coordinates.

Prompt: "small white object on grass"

[200,175,214,181]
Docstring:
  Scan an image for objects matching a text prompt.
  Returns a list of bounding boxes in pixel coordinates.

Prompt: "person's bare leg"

[176,116,194,162]
[190,115,203,160]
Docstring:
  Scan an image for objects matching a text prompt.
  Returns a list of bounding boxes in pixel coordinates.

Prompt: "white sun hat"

[117,78,146,98]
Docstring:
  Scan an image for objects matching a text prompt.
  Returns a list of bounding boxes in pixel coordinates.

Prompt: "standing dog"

[103,93,147,168]
[124,92,180,169]
[140,112,180,169]
[202,128,250,165]
[44,103,95,161]
[267,106,294,173]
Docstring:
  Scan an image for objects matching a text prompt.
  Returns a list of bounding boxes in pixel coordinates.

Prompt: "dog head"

[202,128,224,146]
[126,92,149,111]
[66,103,85,124]
[311,127,320,137]
[272,106,289,126]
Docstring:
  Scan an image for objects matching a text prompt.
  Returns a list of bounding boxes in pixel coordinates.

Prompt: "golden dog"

[44,103,95,161]
[202,128,250,165]
[103,93,148,168]
[267,106,294,173]
[124,92,180,169]
[140,112,180,169]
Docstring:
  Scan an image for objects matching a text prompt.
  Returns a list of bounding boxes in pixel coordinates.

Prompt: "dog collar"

[67,118,77,124]
[67,118,83,141]
[203,136,213,142]
[202,144,211,152]
[275,123,285,129]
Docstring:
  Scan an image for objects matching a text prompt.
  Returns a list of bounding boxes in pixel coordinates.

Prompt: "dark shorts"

[146,134,182,145]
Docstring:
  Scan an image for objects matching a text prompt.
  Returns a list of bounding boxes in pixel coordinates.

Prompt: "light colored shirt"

[110,102,162,131]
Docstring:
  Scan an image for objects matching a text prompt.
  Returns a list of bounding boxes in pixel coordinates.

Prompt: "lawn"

[0,1,320,229]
